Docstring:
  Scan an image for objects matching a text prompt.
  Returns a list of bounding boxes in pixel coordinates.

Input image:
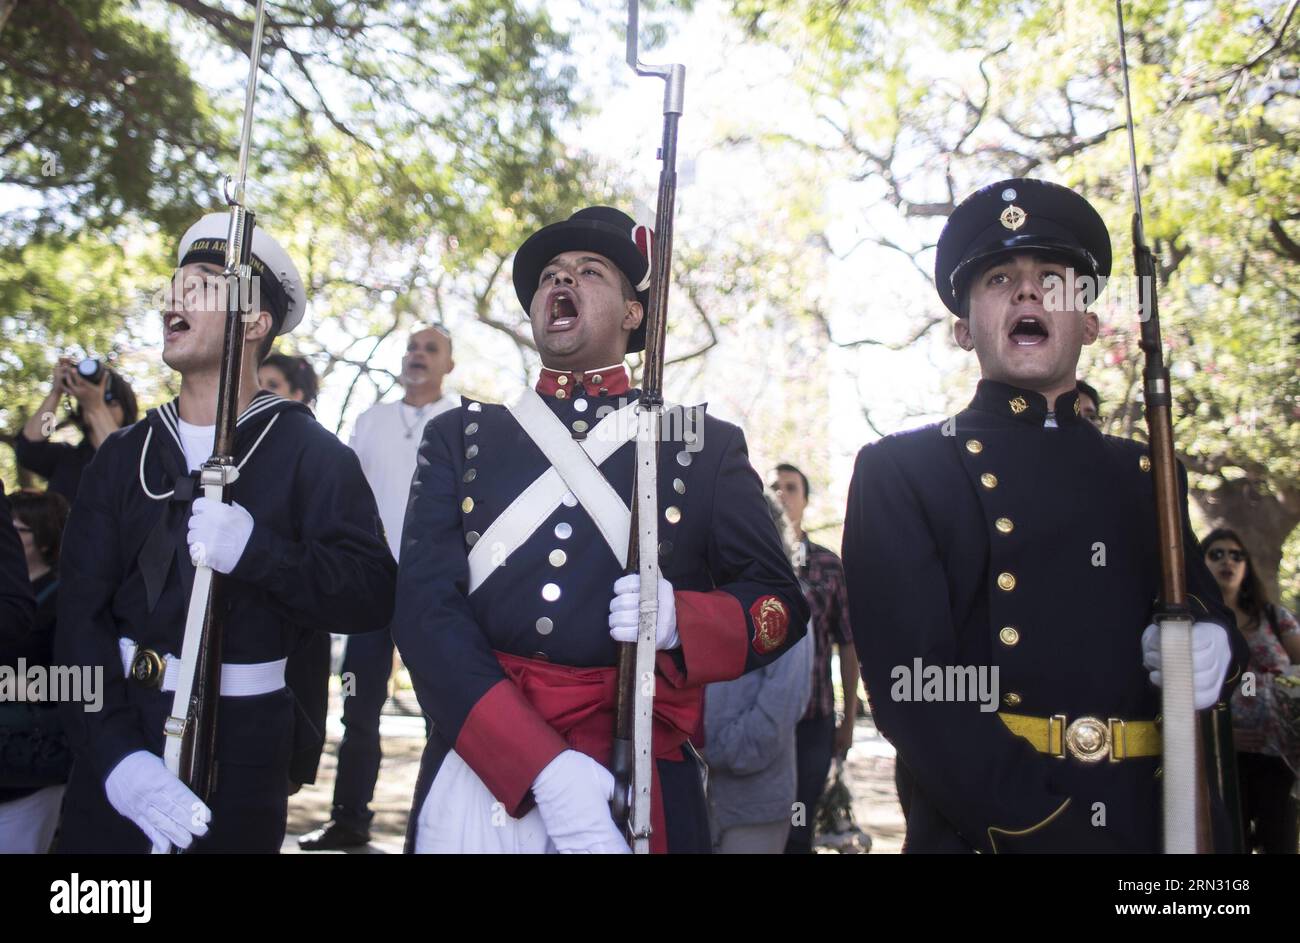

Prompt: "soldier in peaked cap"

[841,178,1247,852]
[54,214,397,853]
[393,206,808,853]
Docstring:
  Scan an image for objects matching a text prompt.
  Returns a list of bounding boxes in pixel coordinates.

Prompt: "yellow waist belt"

[999,711,1161,763]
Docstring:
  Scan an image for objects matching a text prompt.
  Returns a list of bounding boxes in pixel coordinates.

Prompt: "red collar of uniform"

[535,364,630,399]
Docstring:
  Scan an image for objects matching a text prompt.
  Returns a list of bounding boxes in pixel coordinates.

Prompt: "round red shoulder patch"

[750,595,789,655]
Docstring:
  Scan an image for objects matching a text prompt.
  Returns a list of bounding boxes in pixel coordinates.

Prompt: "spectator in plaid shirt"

[771,463,859,853]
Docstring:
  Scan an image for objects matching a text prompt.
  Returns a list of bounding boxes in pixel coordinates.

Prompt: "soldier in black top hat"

[394,206,807,853]
[842,178,1247,852]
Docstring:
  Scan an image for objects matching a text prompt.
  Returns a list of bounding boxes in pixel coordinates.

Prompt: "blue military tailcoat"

[394,370,808,851]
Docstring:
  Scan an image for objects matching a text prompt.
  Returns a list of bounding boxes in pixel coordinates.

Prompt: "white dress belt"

[118,638,287,697]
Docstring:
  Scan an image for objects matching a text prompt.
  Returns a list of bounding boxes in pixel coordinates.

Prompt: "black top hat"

[934,178,1112,316]
[513,206,653,353]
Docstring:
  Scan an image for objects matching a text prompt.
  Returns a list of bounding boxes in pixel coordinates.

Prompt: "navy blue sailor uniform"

[842,381,1247,852]
[54,391,397,853]
[394,365,809,854]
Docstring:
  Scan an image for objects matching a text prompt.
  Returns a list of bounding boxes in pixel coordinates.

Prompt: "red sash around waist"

[494,650,702,854]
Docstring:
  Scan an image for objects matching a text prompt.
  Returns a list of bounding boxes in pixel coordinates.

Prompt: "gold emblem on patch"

[750,596,789,655]
[1000,205,1027,231]
[1073,399,1081,415]
[1009,396,1028,414]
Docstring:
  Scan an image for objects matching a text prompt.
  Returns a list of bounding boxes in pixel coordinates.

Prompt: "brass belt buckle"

[1064,715,1109,762]
[130,648,166,688]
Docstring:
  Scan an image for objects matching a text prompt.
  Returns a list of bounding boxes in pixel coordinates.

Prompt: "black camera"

[76,358,105,384]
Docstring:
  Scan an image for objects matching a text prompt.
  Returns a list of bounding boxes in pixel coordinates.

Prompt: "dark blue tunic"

[394,381,808,852]
[54,392,396,853]
[842,380,1246,852]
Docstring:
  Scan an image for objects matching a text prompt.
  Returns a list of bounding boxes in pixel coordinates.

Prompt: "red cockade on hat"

[632,223,653,292]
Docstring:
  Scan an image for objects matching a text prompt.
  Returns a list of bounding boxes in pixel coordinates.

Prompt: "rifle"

[1115,0,1210,853]
[610,0,685,854]
[159,0,270,853]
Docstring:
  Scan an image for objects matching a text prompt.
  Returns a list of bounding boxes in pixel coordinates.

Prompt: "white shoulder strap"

[465,392,637,594]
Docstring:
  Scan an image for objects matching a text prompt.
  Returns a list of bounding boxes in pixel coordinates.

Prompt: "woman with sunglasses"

[1202,528,1300,853]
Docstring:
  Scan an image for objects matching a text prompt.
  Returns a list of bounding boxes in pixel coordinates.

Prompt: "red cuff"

[671,590,750,686]
[454,679,569,816]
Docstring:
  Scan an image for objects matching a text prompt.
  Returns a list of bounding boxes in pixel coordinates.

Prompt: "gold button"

[995,517,1014,534]
[665,506,681,524]
[557,375,569,386]
[965,439,983,454]
[1003,692,1022,707]
[461,497,474,514]
[556,388,567,399]
[980,472,998,489]
[591,374,603,384]
[1139,455,1151,472]
[997,572,1016,591]
[999,626,1020,646]
[572,420,589,433]
[548,549,567,567]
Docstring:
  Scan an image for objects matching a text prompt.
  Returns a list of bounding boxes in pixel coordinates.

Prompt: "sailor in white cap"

[54,214,397,853]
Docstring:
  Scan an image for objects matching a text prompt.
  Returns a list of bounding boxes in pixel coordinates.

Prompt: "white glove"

[608,573,678,650]
[1142,621,1233,710]
[531,750,630,854]
[187,497,254,574]
[105,750,212,853]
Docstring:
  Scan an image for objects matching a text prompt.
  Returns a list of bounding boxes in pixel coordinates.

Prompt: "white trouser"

[414,750,554,854]
[0,785,65,853]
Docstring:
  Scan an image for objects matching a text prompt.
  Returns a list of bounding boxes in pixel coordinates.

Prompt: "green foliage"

[1,0,605,457]
[0,0,218,236]
[721,0,1300,588]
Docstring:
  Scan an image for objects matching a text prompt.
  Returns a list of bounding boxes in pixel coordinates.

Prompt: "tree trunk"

[0,0,15,35]
[1190,473,1300,606]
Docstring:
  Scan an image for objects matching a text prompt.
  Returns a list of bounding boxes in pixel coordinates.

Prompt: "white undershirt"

[177,419,216,473]
[349,394,457,559]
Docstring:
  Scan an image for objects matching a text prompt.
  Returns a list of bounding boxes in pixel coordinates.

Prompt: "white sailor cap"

[177,213,306,335]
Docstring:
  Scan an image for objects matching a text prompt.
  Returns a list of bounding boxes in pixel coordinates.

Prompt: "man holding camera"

[16,358,138,502]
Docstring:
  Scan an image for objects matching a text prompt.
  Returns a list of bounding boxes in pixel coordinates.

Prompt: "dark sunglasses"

[1206,548,1246,564]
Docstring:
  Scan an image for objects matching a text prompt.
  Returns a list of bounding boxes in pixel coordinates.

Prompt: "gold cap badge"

[1000,205,1027,231]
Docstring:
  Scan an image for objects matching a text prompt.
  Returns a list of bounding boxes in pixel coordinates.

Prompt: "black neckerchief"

[135,392,308,612]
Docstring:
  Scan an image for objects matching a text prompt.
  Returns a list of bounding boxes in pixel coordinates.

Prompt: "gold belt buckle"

[130,648,166,688]
[1064,716,1109,763]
